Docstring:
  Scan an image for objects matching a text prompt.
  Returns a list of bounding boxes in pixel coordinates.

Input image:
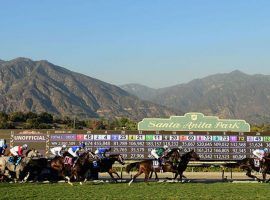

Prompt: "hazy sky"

[1,1,270,88]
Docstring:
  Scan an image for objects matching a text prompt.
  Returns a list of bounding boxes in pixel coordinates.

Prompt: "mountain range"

[120,71,270,123]
[0,58,178,120]
[1,57,269,124]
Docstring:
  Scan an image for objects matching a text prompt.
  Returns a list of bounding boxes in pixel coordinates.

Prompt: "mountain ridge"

[120,71,270,123]
[0,57,180,120]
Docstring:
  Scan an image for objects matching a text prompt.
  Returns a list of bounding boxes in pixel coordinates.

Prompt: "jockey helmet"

[22,144,28,149]
[264,148,268,152]
[163,145,169,150]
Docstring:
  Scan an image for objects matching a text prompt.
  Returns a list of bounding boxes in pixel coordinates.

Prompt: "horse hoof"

[80,182,83,185]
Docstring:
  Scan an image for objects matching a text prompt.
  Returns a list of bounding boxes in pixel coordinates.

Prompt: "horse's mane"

[167,148,181,157]
[109,154,120,158]
[180,150,197,161]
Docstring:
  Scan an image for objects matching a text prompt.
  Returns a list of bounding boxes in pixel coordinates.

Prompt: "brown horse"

[70,152,93,184]
[223,154,270,182]
[50,151,74,184]
[126,148,185,185]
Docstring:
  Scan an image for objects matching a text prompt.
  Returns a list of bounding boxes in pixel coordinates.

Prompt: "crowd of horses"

[0,148,270,185]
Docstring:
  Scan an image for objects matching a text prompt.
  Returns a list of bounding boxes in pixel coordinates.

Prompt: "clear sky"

[1,0,270,88]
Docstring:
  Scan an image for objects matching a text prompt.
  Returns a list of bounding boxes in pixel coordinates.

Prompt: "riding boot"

[15,157,22,165]
[72,157,77,167]
[13,156,18,165]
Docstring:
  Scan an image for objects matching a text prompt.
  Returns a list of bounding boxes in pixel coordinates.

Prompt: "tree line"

[0,111,270,132]
[0,111,137,130]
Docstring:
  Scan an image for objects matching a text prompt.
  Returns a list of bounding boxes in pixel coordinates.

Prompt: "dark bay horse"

[173,149,200,181]
[126,148,184,185]
[92,154,125,182]
[223,154,270,182]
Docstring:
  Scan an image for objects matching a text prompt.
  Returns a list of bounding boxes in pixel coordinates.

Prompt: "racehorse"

[70,152,93,184]
[20,157,49,182]
[126,148,183,185]
[50,151,74,184]
[0,149,40,182]
[91,154,125,182]
[149,148,182,180]
[223,154,270,182]
[173,149,200,181]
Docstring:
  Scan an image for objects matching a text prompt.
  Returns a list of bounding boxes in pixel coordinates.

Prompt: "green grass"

[0,182,269,200]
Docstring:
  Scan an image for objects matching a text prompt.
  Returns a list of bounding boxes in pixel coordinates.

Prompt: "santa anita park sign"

[138,112,250,132]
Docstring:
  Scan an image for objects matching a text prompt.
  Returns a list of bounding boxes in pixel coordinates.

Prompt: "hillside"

[0,58,179,120]
[121,71,270,123]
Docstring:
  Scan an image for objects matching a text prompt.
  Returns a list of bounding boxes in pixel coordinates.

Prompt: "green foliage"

[8,111,26,122]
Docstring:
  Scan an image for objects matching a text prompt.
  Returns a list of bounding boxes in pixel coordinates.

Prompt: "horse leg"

[108,171,117,182]
[155,171,159,180]
[245,169,261,182]
[144,170,150,182]
[149,171,153,179]
[110,168,121,179]
[174,172,179,180]
[62,170,73,186]
[129,168,143,186]
[23,172,30,183]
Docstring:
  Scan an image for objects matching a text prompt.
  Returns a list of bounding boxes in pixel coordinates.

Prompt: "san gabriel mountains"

[1,57,270,123]
[0,58,176,120]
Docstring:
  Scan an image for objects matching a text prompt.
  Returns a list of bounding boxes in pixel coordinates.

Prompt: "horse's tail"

[126,162,139,173]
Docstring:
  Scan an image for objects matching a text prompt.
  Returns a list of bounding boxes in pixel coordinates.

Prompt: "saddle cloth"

[254,159,260,168]
[92,161,99,169]
[152,160,159,168]
[64,156,73,165]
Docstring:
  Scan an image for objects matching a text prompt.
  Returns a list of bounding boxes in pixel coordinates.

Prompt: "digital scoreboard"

[48,131,269,161]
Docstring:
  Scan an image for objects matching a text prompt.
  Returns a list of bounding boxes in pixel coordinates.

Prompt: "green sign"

[138,112,250,132]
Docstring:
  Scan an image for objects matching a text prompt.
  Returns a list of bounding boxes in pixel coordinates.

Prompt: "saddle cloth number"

[64,156,73,165]
[153,160,159,168]
[254,159,260,167]
[93,161,99,168]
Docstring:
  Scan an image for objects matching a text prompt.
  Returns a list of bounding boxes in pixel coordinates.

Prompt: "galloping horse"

[70,152,93,184]
[149,148,182,180]
[173,149,200,181]
[0,149,40,182]
[126,148,182,185]
[50,151,75,184]
[92,154,125,182]
[223,154,270,182]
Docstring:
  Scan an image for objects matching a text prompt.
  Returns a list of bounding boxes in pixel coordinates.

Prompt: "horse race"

[1,1,270,199]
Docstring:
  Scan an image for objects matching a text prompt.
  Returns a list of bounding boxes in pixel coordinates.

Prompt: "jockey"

[253,148,268,172]
[10,144,28,165]
[94,147,111,159]
[50,144,67,157]
[67,142,85,163]
[0,144,7,156]
[253,148,268,160]
[151,145,170,166]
